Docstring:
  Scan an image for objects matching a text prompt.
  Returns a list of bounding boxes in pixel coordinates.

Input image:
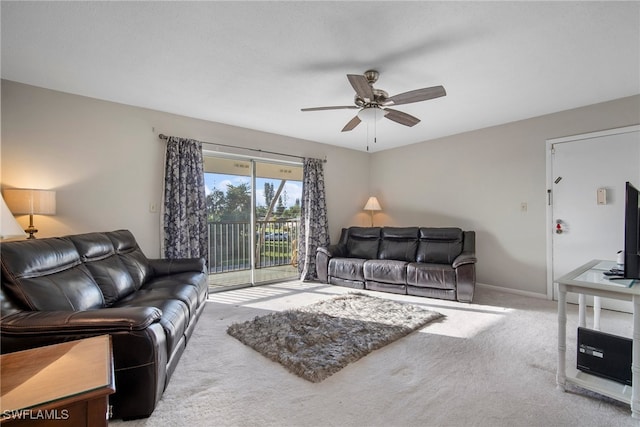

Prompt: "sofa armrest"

[148,258,206,276]
[317,243,346,258]
[453,231,477,302]
[455,263,476,303]
[453,230,477,268]
[316,244,344,283]
[0,306,162,336]
[452,252,477,269]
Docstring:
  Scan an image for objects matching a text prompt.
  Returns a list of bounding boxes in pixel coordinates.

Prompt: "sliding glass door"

[203,154,302,291]
[204,156,253,289]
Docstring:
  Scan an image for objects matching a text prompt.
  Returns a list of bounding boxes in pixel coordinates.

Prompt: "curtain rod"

[158,134,326,163]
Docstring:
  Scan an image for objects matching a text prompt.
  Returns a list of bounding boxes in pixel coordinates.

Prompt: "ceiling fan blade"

[341,115,361,132]
[384,108,421,127]
[347,74,374,100]
[301,106,359,112]
[387,85,446,106]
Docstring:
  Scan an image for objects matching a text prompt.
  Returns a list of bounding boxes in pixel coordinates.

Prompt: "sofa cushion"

[147,271,208,305]
[68,232,137,306]
[378,227,419,261]
[107,230,152,288]
[329,258,366,281]
[407,262,456,289]
[381,227,419,239]
[416,228,464,264]
[142,278,200,318]
[347,238,380,259]
[346,227,380,259]
[364,259,408,285]
[0,238,104,311]
[348,227,381,239]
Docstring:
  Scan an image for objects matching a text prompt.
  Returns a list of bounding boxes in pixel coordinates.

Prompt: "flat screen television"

[624,181,640,280]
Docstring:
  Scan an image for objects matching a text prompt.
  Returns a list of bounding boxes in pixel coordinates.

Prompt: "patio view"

[204,156,302,291]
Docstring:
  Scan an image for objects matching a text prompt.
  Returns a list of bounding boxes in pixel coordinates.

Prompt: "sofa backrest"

[378,227,419,262]
[0,238,105,311]
[343,227,381,259]
[416,228,464,264]
[68,232,138,306]
[106,230,152,288]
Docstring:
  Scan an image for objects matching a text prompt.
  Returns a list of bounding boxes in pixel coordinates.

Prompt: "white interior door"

[548,126,640,312]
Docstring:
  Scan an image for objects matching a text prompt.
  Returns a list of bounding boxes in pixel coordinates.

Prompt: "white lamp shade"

[358,107,387,122]
[363,196,382,211]
[3,189,56,215]
[0,194,27,239]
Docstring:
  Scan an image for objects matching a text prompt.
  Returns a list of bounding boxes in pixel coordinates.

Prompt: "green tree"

[276,196,285,217]
[264,182,274,210]
[286,198,301,218]
[206,187,225,222]
[255,205,268,219]
[222,182,251,221]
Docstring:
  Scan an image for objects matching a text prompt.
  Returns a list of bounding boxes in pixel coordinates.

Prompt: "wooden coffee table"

[0,335,115,426]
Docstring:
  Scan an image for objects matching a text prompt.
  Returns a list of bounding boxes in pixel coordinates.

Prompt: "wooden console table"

[556,260,639,418]
[0,335,115,426]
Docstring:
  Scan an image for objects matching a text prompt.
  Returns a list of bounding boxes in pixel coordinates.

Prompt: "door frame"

[545,124,640,300]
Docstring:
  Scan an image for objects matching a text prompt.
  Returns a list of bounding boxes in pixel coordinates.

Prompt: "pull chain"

[364,110,382,151]
[374,113,377,146]
[366,120,370,151]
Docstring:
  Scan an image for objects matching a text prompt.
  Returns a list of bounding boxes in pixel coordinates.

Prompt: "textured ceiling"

[2,1,639,152]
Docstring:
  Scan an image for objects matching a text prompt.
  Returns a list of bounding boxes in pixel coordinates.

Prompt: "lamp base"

[25,215,38,239]
[25,226,38,239]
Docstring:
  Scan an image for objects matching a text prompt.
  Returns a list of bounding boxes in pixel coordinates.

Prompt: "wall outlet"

[520,202,528,212]
[149,202,158,213]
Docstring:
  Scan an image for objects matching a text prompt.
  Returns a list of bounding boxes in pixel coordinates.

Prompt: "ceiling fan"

[301,70,446,132]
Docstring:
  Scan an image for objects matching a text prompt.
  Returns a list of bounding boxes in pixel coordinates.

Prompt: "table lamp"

[3,188,56,239]
[0,194,27,239]
[363,196,382,227]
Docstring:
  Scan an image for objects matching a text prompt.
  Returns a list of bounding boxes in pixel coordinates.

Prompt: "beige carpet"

[111,281,637,427]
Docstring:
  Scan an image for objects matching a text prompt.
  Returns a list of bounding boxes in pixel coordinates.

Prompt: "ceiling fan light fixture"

[357,107,387,122]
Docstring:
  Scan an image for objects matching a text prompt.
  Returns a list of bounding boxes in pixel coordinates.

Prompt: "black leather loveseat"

[0,230,208,420]
[316,227,476,302]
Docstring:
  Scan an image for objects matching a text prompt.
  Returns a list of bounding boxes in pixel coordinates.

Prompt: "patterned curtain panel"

[162,136,208,261]
[298,158,330,280]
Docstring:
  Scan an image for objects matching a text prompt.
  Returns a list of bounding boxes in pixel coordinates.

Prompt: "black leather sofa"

[316,227,476,302]
[0,230,208,420]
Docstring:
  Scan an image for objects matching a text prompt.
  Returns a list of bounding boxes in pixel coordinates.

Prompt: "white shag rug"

[226,293,443,382]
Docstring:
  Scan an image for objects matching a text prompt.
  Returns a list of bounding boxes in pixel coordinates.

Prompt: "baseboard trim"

[476,282,549,300]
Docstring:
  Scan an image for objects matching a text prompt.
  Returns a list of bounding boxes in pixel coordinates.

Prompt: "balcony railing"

[207,219,300,274]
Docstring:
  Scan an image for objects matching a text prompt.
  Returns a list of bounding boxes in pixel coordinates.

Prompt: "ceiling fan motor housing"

[363,69,379,84]
[354,89,389,108]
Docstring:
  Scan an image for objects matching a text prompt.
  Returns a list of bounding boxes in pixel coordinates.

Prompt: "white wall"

[1,80,370,255]
[370,95,640,296]
[3,80,638,297]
